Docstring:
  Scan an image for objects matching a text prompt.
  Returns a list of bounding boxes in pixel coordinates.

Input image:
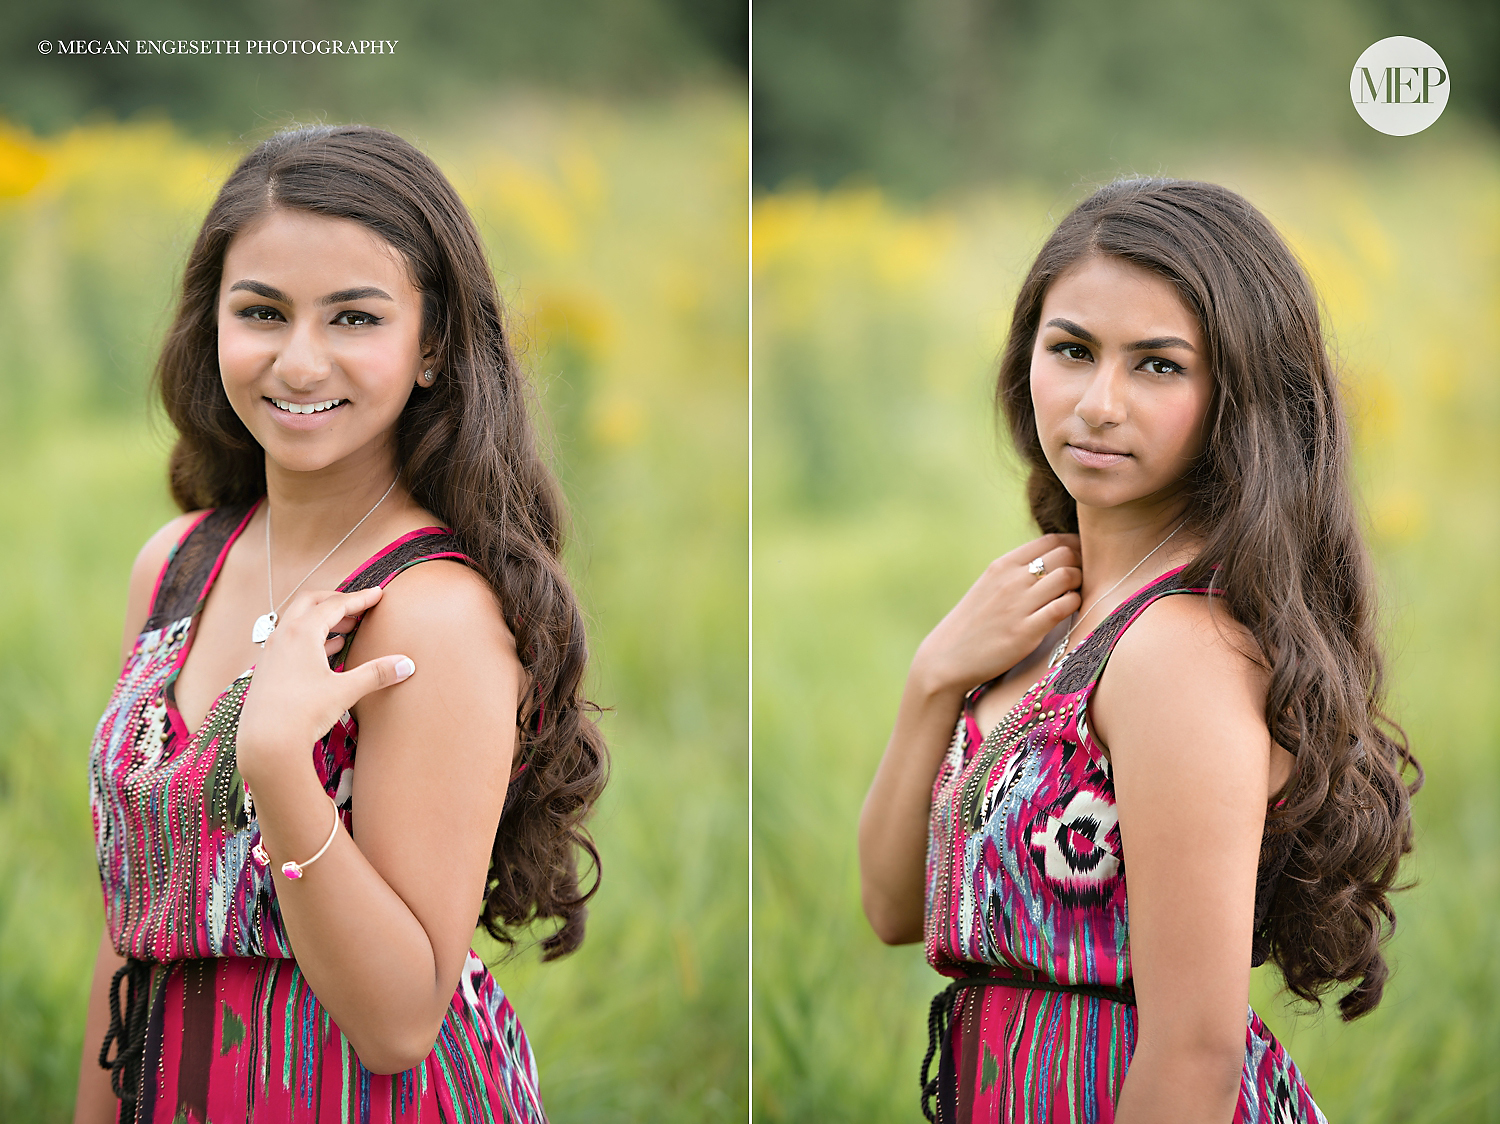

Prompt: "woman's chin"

[1057,477,1134,509]
[254,439,357,478]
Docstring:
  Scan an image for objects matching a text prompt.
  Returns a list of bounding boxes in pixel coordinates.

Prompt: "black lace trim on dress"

[339,531,463,593]
[143,506,253,631]
[1048,567,1203,697]
[328,532,467,672]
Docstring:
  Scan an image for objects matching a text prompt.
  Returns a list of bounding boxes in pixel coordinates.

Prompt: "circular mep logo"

[1350,36,1450,136]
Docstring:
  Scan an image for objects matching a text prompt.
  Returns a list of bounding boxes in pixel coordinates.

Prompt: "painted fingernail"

[394,656,416,681]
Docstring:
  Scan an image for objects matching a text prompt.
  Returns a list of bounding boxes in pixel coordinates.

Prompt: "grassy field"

[752,139,1500,1121]
[0,95,747,1120]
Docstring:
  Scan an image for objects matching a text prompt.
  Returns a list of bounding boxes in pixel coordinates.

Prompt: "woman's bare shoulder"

[343,556,523,763]
[1092,591,1269,754]
[352,556,518,669]
[1113,591,1264,684]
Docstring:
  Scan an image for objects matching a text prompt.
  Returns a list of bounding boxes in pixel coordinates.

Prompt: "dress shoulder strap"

[143,505,255,631]
[1048,563,1289,966]
[328,529,473,672]
[337,528,471,593]
[1048,564,1222,699]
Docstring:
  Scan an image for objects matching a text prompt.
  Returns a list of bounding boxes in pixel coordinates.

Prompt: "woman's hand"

[228,561,520,1074]
[859,532,1081,944]
[910,533,1082,698]
[235,585,415,786]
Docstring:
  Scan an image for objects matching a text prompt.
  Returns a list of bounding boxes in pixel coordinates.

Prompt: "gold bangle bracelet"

[279,797,340,880]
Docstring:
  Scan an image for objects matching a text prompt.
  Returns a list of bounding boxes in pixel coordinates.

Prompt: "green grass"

[0,94,747,1121]
[752,138,1500,1121]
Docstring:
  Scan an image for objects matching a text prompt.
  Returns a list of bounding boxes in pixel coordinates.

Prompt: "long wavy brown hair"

[154,124,608,960]
[997,177,1421,1019]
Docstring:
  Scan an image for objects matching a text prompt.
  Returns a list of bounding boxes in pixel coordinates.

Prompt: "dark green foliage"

[753,0,1500,195]
[2,0,746,138]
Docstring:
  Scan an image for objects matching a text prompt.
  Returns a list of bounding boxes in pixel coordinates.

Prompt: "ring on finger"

[1027,556,1047,578]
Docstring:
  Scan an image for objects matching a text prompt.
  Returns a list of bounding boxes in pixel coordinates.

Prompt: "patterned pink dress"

[923,566,1324,1123]
[89,504,546,1123]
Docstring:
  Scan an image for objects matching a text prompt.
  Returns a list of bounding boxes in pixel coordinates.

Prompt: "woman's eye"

[333,310,382,326]
[238,306,283,322]
[1050,342,1091,362]
[1141,357,1182,376]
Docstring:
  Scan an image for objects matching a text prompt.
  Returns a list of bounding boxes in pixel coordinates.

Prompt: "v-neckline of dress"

[963,562,1193,746]
[157,500,447,745]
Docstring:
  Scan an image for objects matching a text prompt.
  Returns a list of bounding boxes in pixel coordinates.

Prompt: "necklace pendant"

[251,610,278,646]
[1047,640,1068,668]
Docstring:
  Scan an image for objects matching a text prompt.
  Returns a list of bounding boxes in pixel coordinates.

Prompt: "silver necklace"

[1047,521,1186,668]
[251,477,400,646]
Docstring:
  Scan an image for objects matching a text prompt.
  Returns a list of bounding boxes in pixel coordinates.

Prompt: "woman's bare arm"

[75,514,202,1122]
[859,670,974,944]
[1094,594,1280,1124]
[235,561,519,1074]
[73,929,127,1124]
[858,535,1080,943]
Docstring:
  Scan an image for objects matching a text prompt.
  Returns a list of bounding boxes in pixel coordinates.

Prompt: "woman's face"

[1029,254,1213,518]
[217,208,430,479]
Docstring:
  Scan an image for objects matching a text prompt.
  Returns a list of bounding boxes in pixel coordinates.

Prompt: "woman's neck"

[261,447,407,561]
[1074,499,1198,610]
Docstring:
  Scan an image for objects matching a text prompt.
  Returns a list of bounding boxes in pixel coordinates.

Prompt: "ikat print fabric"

[924,566,1326,1123]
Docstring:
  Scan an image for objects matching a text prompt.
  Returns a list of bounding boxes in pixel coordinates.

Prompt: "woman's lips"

[263,396,347,430]
[1065,443,1129,469]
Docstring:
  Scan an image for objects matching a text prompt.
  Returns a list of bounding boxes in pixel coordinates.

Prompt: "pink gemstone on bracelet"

[251,839,269,867]
[281,862,303,880]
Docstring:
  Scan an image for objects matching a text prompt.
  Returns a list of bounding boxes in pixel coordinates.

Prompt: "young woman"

[74,125,606,1123]
[858,178,1420,1123]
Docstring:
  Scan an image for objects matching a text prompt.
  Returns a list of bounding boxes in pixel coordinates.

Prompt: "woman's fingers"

[1030,565,1082,604]
[312,585,384,621]
[1031,543,1082,578]
[920,534,1088,691]
[337,654,418,710]
[269,586,385,643]
[237,585,411,767]
[1031,586,1082,629]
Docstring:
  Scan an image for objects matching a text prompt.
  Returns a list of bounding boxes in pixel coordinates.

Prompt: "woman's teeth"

[270,398,343,414]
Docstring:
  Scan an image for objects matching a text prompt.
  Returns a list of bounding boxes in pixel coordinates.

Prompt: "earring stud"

[423,369,435,383]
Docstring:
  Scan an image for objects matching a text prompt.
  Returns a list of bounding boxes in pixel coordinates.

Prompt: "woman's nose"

[274,320,330,388]
[1074,361,1127,429]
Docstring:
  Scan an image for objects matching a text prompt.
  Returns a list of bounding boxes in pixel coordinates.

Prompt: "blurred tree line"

[3,0,746,137]
[754,0,1499,195]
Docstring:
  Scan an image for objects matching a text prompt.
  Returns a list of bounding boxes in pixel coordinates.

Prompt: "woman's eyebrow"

[226,280,394,305]
[320,286,394,305]
[1126,334,1196,353]
[228,279,290,302]
[1045,317,1100,345]
[1044,318,1196,353]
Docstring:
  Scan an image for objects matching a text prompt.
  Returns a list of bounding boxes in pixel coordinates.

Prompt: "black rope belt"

[99,958,153,1122]
[920,973,1136,1123]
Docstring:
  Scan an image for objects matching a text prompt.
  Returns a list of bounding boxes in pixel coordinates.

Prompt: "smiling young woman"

[857,178,1421,1123]
[74,125,606,1124]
